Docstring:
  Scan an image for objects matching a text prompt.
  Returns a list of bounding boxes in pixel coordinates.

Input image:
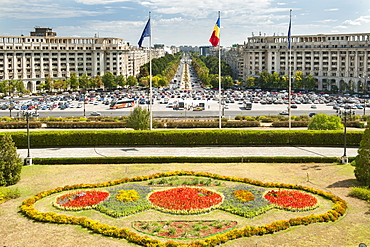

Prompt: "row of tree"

[137,53,181,88]
[191,55,234,89]
[0,79,28,95]
[244,71,316,90]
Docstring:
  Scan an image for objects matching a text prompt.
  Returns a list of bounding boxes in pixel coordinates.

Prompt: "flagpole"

[218,11,222,129]
[288,9,292,130]
[149,11,153,130]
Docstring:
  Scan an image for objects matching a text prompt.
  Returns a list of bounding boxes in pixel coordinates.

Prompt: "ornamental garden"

[20,171,347,247]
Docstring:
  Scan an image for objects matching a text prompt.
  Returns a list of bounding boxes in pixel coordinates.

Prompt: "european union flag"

[138,18,151,48]
[287,10,292,49]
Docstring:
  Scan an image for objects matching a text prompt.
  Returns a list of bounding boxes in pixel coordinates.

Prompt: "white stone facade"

[224,33,370,92]
[0,34,162,92]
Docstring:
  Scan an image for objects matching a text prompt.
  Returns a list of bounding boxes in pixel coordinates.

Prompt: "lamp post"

[23,111,32,166]
[359,75,369,116]
[338,108,354,164]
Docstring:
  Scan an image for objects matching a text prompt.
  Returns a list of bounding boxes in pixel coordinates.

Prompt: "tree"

[127,76,138,88]
[115,74,126,88]
[79,74,91,89]
[0,135,23,186]
[307,114,343,130]
[354,128,370,187]
[126,106,150,130]
[69,73,79,90]
[45,76,53,91]
[245,77,255,88]
[102,72,116,90]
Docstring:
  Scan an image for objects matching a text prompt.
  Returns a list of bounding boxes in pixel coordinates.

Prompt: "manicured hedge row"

[271,121,309,127]
[46,122,127,128]
[165,120,260,128]
[3,129,362,148]
[32,156,353,165]
[0,122,42,129]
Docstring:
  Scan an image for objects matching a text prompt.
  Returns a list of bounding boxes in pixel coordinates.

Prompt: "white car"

[90,111,101,116]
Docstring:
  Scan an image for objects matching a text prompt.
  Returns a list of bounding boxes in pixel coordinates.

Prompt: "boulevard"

[0,96,356,119]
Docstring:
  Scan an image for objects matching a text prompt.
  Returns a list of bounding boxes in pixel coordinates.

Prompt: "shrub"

[0,135,23,186]
[354,128,370,187]
[308,114,343,130]
[126,106,150,130]
[348,187,370,202]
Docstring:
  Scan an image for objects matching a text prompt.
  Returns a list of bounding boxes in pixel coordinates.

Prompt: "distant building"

[30,27,57,37]
[199,46,211,56]
[0,27,165,92]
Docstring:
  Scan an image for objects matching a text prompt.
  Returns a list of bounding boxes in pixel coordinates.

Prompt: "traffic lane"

[17,146,359,158]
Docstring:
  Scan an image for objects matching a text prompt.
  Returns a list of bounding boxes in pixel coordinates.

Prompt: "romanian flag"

[209,17,220,47]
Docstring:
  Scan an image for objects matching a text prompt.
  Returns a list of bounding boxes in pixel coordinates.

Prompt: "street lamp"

[23,111,32,166]
[338,108,354,164]
[359,75,369,116]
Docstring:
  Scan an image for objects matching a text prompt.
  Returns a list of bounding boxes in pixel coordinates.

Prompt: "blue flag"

[287,11,292,49]
[138,18,151,47]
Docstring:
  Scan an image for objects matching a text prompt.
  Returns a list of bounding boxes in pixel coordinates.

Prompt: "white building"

[0,27,164,92]
[223,33,370,92]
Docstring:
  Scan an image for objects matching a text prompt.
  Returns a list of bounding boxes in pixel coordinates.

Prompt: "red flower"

[56,191,109,209]
[148,187,223,212]
[264,190,318,210]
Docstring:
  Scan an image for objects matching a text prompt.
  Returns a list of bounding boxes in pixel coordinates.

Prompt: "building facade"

[222,33,370,92]
[0,28,164,92]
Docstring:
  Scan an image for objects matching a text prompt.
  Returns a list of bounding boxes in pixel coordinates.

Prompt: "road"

[0,100,352,119]
[17,146,358,159]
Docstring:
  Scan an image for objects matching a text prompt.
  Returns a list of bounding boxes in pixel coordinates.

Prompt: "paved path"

[17,146,358,158]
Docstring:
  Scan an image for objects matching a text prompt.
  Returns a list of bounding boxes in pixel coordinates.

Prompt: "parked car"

[90,111,101,116]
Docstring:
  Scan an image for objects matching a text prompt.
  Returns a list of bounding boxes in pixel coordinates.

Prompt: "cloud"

[0,1,111,19]
[342,16,370,26]
[74,0,133,4]
[325,8,339,12]
[317,19,337,23]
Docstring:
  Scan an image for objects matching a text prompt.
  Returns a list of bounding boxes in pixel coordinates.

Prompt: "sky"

[0,0,370,47]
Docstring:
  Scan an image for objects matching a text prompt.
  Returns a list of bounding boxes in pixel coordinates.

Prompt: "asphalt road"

[17,146,358,159]
[0,99,358,119]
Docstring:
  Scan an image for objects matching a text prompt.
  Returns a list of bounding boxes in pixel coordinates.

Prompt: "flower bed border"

[20,171,347,247]
[132,220,238,240]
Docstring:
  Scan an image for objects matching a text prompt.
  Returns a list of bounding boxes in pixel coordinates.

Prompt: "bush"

[0,135,23,186]
[348,187,370,202]
[271,121,309,127]
[308,114,344,130]
[0,187,21,203]
[126,106,150,130]
[354,128,370,187]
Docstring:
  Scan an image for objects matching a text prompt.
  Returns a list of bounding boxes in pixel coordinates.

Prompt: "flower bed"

[264,190,318,211]
[148,187,224,214]
[132,220,238,239]
[53,190,109,210]
[20,171,348,247]
[96,184,152,218]
[219,185,273,218]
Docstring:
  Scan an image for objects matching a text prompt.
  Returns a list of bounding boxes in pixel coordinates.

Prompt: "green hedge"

[32,156,352,165]
[1,130,363,148]
[165,120,260,128]
[46,122,127,128]
[271,121,309,127]
[0,122,42,129]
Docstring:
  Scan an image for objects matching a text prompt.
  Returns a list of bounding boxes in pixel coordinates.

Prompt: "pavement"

[17,146,359,159]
